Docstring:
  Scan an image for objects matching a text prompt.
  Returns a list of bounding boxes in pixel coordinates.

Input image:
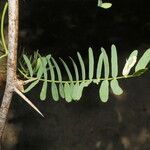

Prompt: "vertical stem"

[0,0,19,139]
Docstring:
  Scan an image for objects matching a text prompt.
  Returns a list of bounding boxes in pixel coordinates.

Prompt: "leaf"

[51,57,62,81]
[51,82,59,101]
[60,58,73,81]
[59,83,65,98]
[40,81,47,100]
[69,82,74,99]
[88,47,94,80]
[24,80,39,93]
[19,61,28,74]
[129,50,138,58]
[101,47,109,78]
[47,58,55,81]
[111,44,118,77]
[40,57,48,100]
[34,58,42,73]
[98,0,112,9]
[64,82,72,102]
[132,68,148,77]
[135,49,150,71]
[70,57,79,81]
[96,53,103,79]
[76,82,84,100]
[77,52,86,80]
[100,3,112,9]
[122,50,138,76]
[37,58,46,79]
[23,54,33,77]
[110,79,123,95]
[72,82,80,100]
[99,80,109,102]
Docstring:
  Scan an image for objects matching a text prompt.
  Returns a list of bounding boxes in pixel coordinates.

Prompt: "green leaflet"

[70,57,79,81]
[97,0,112,9]
[129,50,138,58]
[100,3,112,9]
[135,49,150,72]
[99,80,109,102]
[122,50,138,76]
[101,47,109,78]
[19,61,28,74]
[23,54,33,77]
[64,82,72,102]
[24,80,39,93]
[76,82,84,100]
[40,81,47,100]
[0,2,8,55]
[72,82,80,100]
[88,47,94,80]
[110,79,123,95]
[34,58,42,73]
[77,52,86,80]
[59,83,65,98]
[37,57,47,79]
[37,63,43,79]
[111,44,118,78]
[60,58,73,81]
[133,68,148,77]
[40,57,48,100]
[51,82,59,101]
[96,53,103,80]
[51,57,62,81]
[47,58,55,81]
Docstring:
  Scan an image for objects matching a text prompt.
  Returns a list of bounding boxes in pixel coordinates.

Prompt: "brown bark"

[0,0,19,140]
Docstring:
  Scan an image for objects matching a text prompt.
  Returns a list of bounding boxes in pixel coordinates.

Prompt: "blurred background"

[0,0,150,149]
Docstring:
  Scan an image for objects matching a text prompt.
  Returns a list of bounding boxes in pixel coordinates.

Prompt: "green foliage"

[19,45,150,102]
[135,49,150,71]
[97,0,112,9]
[0,1,149,104]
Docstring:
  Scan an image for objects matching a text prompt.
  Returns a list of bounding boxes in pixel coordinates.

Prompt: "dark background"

[1,0,150,150]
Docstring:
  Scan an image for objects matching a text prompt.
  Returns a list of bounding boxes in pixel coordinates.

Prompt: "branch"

[0,0,19,138]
